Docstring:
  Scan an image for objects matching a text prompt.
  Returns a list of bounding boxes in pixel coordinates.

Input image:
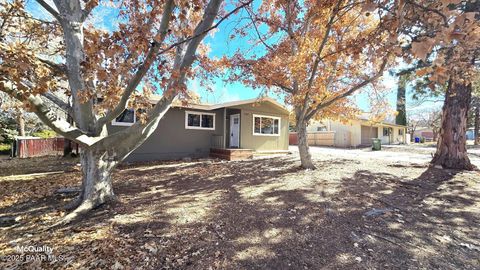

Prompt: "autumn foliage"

[226,0,398,168]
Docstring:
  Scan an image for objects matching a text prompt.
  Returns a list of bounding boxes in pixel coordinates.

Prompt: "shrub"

[0,143,11,155]
[32,130,57,138]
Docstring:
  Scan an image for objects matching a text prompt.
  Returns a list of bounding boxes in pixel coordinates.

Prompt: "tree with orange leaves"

[0,0,252,224]
[227,0,398,169]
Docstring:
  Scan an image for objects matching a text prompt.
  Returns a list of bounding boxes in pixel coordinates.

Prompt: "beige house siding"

[229,102,289,151]
[308,119,407,147]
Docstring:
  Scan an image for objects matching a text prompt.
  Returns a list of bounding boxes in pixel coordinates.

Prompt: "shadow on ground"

[1,156,479,269]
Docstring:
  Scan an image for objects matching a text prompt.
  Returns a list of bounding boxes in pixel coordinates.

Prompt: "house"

[413,127,436,141]
[305,114,407,147]
[108,97,290,162]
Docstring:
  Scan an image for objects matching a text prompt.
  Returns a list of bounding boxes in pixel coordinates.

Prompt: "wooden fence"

[14,137,78,158]
[289,131,335,146]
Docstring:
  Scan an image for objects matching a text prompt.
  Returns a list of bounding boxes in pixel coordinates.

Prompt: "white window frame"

[185,111,216,130]
[252,114,281,136]
[111,109,136,126]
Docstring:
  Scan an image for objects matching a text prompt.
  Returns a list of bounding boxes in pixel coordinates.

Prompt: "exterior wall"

[360,124,379,145]
[108,107,225,162]
[309,119,406,147]
[309,120,361,147]
[376,125,406,145]
[330,120,361,147]
[229,102,289,151]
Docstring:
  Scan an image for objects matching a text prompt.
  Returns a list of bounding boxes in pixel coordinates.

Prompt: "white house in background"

[308,113,407,148]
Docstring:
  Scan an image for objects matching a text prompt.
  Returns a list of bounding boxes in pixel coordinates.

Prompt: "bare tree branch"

[245,6,273,51]
[306,0,343,91]
[81,1,97,22]
[41,92,72,114]
[1,81,100,146]
[404,0,448,27]
[156,0,254,56]
[95,0,176,132]
[35,0,62,22]
[37,58,66,75]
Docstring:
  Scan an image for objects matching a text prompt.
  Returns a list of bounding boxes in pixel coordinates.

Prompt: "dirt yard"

[1,147,479,269]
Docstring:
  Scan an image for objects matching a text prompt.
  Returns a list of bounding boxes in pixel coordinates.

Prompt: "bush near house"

[32,130,56,139]
[0,143,11,155]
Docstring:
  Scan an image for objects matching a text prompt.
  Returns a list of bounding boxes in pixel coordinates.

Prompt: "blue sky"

[26,1,442,114]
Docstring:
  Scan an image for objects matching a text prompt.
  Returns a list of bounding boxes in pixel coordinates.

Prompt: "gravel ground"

[1,148,479,269]
[289,144,480,167]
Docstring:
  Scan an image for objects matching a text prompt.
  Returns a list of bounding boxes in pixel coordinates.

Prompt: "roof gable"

[150,96,290,114]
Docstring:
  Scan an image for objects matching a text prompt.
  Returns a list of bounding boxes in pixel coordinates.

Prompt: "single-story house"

[305,114,407,147]
[413,127,436,141]
[108,97,290,162]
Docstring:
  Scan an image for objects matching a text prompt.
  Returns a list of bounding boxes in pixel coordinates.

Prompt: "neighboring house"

[413,127,435,141]
[108,97,290,162]
[306,114,407,147]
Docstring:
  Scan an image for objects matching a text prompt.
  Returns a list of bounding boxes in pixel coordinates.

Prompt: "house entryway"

[229,114,240,148]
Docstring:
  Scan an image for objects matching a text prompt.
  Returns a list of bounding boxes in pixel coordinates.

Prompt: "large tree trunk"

[396,74,407,126]
[63,139,73,157]
[16,111,25,137]
[431,80,474,170]
[63,115,73,157]
[296,118,315,169]
[475,106,479,145]
[60,148,117,224]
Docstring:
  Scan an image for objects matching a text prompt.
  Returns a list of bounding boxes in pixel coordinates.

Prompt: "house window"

[253,114,280,136]
[185,111,215,130]
[112,109,136,126]
[317,126,327,132]
[383,127,391,136]
[399,128,404,135]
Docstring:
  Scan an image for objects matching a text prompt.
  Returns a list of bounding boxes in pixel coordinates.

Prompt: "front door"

[230,114,240,148]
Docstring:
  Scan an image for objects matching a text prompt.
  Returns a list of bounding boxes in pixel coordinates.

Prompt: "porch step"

[210,148,254,161]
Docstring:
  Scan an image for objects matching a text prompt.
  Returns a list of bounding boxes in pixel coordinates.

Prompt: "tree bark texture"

[63,115,73,157]
[16,112,25,137]
[296,118,315,169]
[61,148,117,223]
[396,75,407,126]
[474,106,479,145]
[431,80,474,170]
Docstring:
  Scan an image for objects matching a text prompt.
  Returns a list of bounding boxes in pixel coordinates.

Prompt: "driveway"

[289,144,480,167]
